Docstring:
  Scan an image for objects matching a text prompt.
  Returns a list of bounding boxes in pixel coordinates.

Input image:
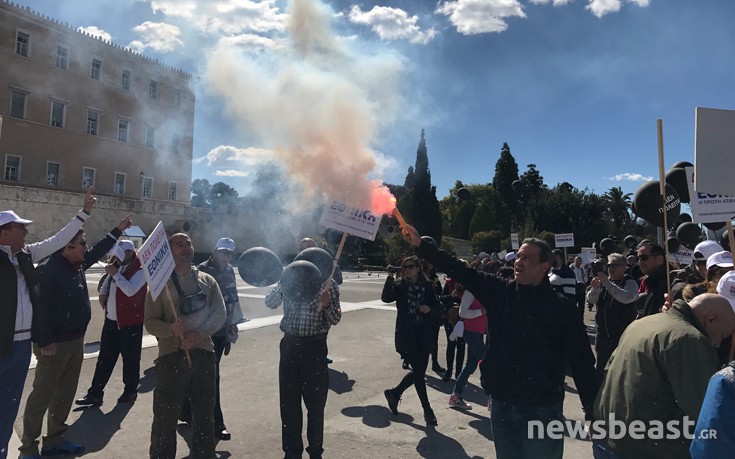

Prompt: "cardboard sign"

[686,166,735,224]
[319,200,383,241]
[669,246,693,266]
[138,222,174,301]
[511,233,520,250]
[695,107,735,196]
[555,233,575,248]
[580,247,597,265]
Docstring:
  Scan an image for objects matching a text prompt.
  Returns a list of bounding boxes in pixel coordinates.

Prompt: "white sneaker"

[448,394,472,410]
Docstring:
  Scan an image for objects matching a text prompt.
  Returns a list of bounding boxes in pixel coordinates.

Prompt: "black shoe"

[402,360,410,370]
[384,389,401,415]
[217,426,231,441]
[74,394,102,407]
[117,391,137,404]
[424,407,438,426]
[326,356,333,365]
[178,413,191,426]
[442,370,452,382]
[432,363,446,374]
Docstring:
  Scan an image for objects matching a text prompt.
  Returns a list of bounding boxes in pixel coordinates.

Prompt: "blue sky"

[14,0,735,202]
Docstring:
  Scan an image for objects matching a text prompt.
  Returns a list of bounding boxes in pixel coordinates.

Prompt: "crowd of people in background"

[4,188,735,459]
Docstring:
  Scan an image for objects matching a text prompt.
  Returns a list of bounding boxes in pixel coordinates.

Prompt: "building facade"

[0,0,194,204]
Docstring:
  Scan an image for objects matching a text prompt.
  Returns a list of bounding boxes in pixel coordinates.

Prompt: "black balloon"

[676,222,702,250]
[511,180,524,194]
[324,228,344,245]
[639,239,653,246]
[280,260,323,303]
[672,161,694,169]
[238,247,283,287]
[632,181,681,227]
[600,238,616,256]
[624,235,637,248]
[678,213,692,223]
[665,168,690,203]
[704,221,726,231]
[457,187,472,201]
[421,236,438,248]
[667,237,680,253]
[294,247,334,283]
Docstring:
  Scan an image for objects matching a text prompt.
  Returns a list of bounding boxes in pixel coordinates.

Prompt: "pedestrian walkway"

[11,306,595,458]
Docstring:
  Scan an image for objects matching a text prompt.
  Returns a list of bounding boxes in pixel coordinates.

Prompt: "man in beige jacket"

[145,233,226,459]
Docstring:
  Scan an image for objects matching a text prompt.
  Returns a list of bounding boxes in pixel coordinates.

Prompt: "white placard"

[498,250,508,260]
[695,107,735,196]
[555,233,575,248]
[669,246,694,266]
[686,166,735,224]
[138,222,174,301]
[511,233,520,250]
[319,199,383,241]
[580,247,597,265]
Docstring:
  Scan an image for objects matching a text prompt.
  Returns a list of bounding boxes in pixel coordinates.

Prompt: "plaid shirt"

[265,282,341,337]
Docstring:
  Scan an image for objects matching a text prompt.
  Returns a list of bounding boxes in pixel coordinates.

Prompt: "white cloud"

[587,0,650,18]
[150,0,197,18]
[435,0,526,35]
[198,145,274,173]
[77,26,112,42]
[608,172,652,182]
[530,0,575,5]
[216,33,282,52]
[215,169,251,177]
[348,5,436,45]
[128,21,183,53]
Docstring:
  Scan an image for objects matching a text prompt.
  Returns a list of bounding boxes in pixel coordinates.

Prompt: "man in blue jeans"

[404,225,597,459]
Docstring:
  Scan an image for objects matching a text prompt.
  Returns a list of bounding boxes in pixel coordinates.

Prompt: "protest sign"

[694,107,735,196]
[319,199,383,241]
[686,166,735,224]
[511,233,520,250]
[555,233,575,248]
[138,222,174,301]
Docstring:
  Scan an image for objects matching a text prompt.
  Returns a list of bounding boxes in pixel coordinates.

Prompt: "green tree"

[604,186,633,234]
[210,181,239,212]
[384,233,413,265]
[492,142,521,234]
[471,230,504,253]
[468,202,498,237]
[401,129,443,244]
[191,178,211,207]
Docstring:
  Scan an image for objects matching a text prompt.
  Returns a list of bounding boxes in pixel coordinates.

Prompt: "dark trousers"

[181,334,227,429]
[595,336,619,386]
[150,349,216,459]
[576,283,586,321]
[393,351,431,409]
[87,319,143,398]
[443,324,465,376]
[0,339,31,459]
[430,324,441,367]
[490,398,564,459]
[279,334,329,459]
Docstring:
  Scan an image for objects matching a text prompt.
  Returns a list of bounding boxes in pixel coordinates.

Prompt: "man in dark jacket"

[403,225,597,459]
[0,188,96,459]
[637,243,669,317]
[75,239,147,408]
[593,293,735,459]
[586,253,638,384]
[18,215,131,459]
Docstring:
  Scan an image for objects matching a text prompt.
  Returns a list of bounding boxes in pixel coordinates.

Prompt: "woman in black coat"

[382,255,441,425]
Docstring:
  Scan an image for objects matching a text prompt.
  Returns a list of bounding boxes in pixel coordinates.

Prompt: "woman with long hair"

[382,255,441,425]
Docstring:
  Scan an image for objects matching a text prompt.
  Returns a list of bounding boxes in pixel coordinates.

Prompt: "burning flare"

[370,185,407,229]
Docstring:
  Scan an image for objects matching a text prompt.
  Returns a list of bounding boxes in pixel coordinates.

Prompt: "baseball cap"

[214,237,235,252]
[479,252,488,260]
[117,240,135,252]
[716,270,735,313]
[694,240,724,262]
[0,210,32,226]
[505,252,517,262]
[706,251,734,270]
[109,245,125,261]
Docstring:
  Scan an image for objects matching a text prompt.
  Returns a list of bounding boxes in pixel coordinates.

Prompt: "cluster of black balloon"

[237,246,337,303]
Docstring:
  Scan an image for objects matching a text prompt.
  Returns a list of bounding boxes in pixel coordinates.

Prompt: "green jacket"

[593,299,720,459]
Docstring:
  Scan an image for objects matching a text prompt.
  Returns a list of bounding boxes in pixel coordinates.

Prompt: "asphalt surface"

[10,271,599,458]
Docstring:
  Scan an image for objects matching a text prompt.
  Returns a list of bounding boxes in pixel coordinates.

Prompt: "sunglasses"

[69,239,88,248]
[638,254,658,261]
[403,264,418,269]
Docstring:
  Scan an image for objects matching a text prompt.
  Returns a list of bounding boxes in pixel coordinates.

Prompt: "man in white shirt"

[76,240,147,406]
[0,188,96,459]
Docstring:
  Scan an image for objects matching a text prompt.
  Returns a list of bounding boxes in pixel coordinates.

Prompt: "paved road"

[11,271,599,458]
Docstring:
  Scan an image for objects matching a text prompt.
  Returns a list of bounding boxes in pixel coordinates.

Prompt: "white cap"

[110,245,125,261]
[117,240,135,252]
[694,240,724,262]
[716,270,735,313]
[505,251,517,262]
[0,210,32,226]
[706,251,734,270]
[214,237,235,252]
